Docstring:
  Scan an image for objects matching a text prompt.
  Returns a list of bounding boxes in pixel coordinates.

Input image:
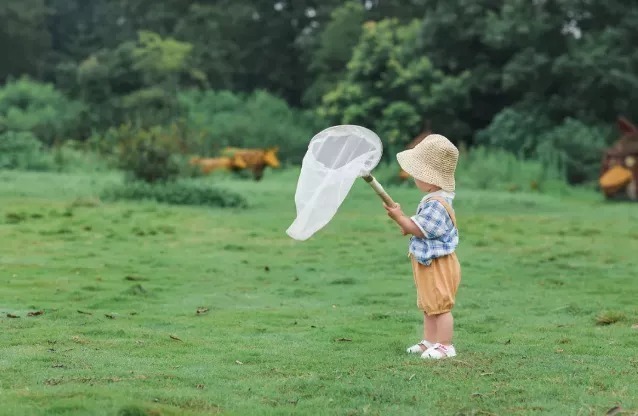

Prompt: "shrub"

[0,131,56,171]
[100,180,247,208]
[477,107,611,185]
[476,107,553,158]
[112,124,189,183]
[178,89,325,163]
[536,118,610,185]
[51,141,111,173]
[455,145,566,193]
[0,77,86,144]
[75,31,195,130]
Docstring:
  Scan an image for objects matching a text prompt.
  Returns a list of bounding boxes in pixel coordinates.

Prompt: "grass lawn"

[1,169,637,416]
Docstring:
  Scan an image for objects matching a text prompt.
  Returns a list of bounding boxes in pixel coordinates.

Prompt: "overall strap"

[426,196,457,229]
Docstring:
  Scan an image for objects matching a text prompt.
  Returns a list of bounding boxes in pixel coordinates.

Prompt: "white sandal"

[406,340,433,354]
[421,343,457,359]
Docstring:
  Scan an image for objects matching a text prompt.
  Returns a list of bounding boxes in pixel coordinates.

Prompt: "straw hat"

[396,134,458,192]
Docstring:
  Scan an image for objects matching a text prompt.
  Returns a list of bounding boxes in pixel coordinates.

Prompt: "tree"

[320,19,470,159]
[302,1,366,107]
[238,0,330,106]
[76,31,196,128]
[418,0,638,140]
[364,0,430,22]
[550,1,638,124]
[0,0,50,81]
[173,3,238,90]
[117,0,190,38]
[0,77,86,144]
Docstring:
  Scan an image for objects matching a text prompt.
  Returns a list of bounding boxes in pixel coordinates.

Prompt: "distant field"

[1,169,637,416]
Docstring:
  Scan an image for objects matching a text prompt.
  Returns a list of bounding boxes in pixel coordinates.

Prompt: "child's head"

[396,134,458,193]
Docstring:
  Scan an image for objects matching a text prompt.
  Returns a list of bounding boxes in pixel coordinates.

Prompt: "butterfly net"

[286,125,383,241]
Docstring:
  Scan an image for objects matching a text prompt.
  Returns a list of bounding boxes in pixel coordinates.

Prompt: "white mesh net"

[286,125,383,241]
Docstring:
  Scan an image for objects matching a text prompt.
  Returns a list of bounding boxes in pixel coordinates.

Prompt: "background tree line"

[1,0,637,185]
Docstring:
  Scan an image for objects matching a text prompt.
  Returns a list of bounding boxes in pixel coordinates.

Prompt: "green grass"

[1,168,637,416]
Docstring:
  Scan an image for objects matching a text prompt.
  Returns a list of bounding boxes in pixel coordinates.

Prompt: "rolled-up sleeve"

[410,201,453,239]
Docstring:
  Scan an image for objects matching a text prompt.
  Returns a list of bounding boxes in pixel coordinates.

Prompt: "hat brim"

[396,149,455,192]
[396,149,421,180]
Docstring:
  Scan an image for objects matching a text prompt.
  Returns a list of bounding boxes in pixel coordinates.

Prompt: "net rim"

[307,124,383,175]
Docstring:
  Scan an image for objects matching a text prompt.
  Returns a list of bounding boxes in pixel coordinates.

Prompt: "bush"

[75,31,194,130]
[112,124,189,183]
[477,108,611,185]
[0,131,56,171]
[178,89,325,163]
[0,77,86,144]
[455,146,567,193]
[476,107,553,158]
[536,118,610,185]
[0,131,108,173]
[100,180,247,208]
[51,141,111,173]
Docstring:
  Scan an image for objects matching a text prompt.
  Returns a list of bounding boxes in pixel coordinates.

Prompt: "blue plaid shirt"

[409,191,458,266]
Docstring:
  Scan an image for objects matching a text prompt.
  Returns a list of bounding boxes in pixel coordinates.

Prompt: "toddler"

[384,134,461,359]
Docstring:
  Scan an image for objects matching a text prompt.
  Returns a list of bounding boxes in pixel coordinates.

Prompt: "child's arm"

[383,204,425,238]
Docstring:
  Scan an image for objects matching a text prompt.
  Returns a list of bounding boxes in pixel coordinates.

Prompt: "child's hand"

[384,203,422,238]
[383,203,404,221]
[384,203,413,236]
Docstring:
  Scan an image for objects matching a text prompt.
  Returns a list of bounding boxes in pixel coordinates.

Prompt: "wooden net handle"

[362,175,397,207]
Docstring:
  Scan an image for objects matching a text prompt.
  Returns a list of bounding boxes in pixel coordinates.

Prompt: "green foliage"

[0,130,108,173]
[50,141,111,173]
[302,1,366,107]
[375,102,422,146]
[1,0,635,192]
[418,0,638,139]
[549,2,638,124]
[479,108,611,184]
[0,0,50,80]
[172,3,239,90]
[76,31,197,129]
[456,145,566,193]
[179,89,325,162]
[101,180,247,208]
[131,30,194,82]
[536,119,611,185]
[320,19,470,150]
[4,0,637,138]
[0,77,86,144]
[31,0,441,107]
[0,131,55,171]
[114,124,188,183]
[417,0,562,136]
[476,107,553,158]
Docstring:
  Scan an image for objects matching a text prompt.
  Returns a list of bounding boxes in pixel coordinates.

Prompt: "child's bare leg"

[424,312,437,343]
[408,312,438,353]
[434,312,454,345]
[420,312,457,359]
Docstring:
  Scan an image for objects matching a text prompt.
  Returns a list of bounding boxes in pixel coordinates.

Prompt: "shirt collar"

[420,190,455,203]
